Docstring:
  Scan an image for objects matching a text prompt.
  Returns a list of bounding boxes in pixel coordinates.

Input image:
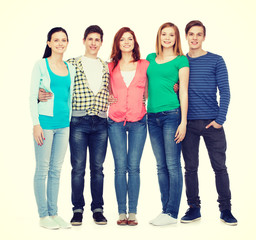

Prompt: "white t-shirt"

[81,56,103,95]
[121,70,136,87]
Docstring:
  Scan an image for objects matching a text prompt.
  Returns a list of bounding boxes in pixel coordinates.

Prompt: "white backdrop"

[1,0,255,239]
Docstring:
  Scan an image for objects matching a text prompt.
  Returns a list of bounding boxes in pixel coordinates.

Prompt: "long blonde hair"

[156,22,184,56]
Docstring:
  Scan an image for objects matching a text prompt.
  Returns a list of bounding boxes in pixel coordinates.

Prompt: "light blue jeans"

[108,115,147,214]
[148,109,183,219]
[33,127,69,218]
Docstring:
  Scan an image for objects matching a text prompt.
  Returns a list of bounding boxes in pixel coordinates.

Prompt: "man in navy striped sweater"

[180,20,237,226]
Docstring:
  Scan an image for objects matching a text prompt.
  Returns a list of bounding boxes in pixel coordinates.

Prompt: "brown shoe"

[117,219,128,225]
[128,220,138,226]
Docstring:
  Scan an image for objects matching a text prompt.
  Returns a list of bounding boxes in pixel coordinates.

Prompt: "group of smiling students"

[30,20,238,230]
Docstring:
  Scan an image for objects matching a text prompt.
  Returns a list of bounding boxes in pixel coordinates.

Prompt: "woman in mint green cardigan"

[30,27,75,230]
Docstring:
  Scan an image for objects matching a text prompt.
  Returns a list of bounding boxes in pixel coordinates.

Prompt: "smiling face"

[47,31,68,55]
[119,32,134,53]
[160,27,176,49]
[83,32,102,58]
[186,26,205,50]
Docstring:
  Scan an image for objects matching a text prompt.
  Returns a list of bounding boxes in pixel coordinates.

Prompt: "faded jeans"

[34,127,69,218]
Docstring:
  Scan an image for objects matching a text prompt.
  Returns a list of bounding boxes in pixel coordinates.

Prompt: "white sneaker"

[51,216,71,229]
[151,213,177,226]
[149,213,165,224]
[40,216,59,230]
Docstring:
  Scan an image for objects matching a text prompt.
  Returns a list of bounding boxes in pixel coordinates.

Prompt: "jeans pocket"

[70,116,82,126]
[138,115,147,125]
[98,117,108,126]
[107,117,115,125]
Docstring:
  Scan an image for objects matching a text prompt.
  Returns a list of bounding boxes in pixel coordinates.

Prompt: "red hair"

[110,27,140,70]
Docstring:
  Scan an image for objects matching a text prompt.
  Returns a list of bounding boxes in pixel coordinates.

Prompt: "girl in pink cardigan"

[108,27,149,226]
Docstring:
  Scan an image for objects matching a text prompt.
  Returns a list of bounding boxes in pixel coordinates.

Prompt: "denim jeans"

[108,115,147,214]
[148,108,183,219]
[181,119,231,211]
[34,127,69,218]
[69,115,108,213]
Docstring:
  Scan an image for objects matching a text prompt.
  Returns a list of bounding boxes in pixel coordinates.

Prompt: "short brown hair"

[83,25,103,41]
[185,20,206,36]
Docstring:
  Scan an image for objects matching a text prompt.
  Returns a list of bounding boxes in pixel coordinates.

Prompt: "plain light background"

[1,0,255,239]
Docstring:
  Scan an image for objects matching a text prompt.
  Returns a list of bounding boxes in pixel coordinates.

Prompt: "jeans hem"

[92,208,103,213]
[73,209,83,213]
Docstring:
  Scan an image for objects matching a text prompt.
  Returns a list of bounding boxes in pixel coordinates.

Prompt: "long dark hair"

[43,27,69,58]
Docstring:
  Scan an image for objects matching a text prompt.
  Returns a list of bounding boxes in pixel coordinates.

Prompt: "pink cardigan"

[108,59,149,123]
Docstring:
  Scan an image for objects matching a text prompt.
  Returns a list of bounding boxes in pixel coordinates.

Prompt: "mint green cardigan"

[29,59,76,126]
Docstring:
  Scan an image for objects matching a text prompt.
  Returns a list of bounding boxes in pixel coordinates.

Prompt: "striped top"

[186,52,230,125]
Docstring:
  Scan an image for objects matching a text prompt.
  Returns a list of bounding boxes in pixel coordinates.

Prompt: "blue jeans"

[181,119,231,211]
[108,115,147,214]
[34,127,69,218]
[148,109,183,219]
[69,115,108,213]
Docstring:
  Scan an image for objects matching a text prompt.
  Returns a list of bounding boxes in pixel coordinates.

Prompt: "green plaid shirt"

[67,56,109,116]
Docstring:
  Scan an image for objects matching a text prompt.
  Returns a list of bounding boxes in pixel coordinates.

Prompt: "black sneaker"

[180,207,201,223]
[93,212,107,225]
[70,212,83,226]
[220,209,238,226]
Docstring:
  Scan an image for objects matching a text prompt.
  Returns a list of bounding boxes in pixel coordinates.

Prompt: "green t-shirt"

[146,53,189,113]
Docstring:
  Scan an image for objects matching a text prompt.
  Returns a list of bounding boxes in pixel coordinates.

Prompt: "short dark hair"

[83,25,103,41]
[185,20,206,36]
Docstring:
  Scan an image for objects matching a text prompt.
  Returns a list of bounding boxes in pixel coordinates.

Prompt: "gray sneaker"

[40,216,59,230]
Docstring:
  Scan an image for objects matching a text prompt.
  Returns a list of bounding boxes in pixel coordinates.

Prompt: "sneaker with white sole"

[151,213,177,226]
[51,216,71,229]
[70,212,83,226]
[40,216,59,230]
[149,213,165,224]
[220,209,237,226]
[180,207,201,223]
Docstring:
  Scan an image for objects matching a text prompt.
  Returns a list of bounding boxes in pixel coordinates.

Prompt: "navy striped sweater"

[186,52,230,125]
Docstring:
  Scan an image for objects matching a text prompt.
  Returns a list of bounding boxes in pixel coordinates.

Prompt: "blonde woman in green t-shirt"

[146,22,189,226]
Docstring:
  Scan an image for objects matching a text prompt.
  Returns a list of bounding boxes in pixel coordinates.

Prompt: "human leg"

[148,109,183,225]
[181,120,201,207]
[148,113,169,214]
[180,120,203,223]
[161,109,183,219]
[88,116,108,214]
[108,118,128,215]
[47,127,69,217]
[69,116,89,213]
[203,122,237,225]
[34,129,54,218]
[202,122,231,211]
[127,116,147,214]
